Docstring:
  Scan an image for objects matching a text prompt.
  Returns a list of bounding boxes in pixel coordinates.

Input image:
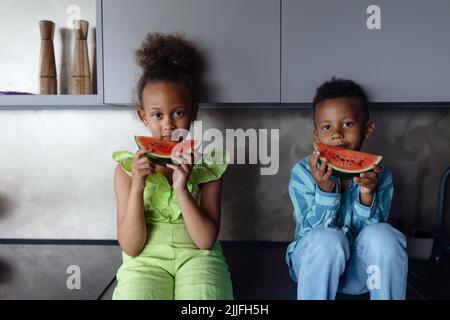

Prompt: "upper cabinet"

[3,0,450,107]
[102,0,280,105]
[0,0,103,106]
[281,0,450,104]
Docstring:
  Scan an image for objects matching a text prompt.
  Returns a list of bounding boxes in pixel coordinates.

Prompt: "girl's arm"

[167,160,222,250]
[175,179,222,250]
[114,149,155,257]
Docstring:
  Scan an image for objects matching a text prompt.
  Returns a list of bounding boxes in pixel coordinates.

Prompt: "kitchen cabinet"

[281,0,450,104]
[102,0,280,105]
[3,0,450,107]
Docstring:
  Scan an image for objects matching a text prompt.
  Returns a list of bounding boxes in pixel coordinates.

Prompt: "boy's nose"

[331,130,344,140]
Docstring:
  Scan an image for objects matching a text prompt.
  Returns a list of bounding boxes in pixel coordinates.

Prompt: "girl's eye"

[174,110,185,118]
[152,112,162,119]
[343,122,353,128]
[321,125,331,131]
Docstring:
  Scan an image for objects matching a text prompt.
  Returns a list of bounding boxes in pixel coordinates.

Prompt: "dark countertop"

[1,240,449,300]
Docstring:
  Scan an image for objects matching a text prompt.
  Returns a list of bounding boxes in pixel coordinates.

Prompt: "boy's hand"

[310,151,335,193]
[354,165,382,194]
[354,165,382,206]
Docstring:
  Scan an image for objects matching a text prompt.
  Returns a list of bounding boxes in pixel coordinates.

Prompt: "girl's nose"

[162,116,175,130]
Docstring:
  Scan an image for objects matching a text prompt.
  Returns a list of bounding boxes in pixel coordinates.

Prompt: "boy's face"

[313,97,374,151]
[137,81,198,141]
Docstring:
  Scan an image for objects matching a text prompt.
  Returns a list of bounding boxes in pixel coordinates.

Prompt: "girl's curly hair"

[135,32,200,106]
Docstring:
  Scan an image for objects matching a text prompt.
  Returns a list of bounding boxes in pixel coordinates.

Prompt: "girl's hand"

[166,152,194,193]
[310,151,335,193]
[354,165,382,195]
[131,149,156,191]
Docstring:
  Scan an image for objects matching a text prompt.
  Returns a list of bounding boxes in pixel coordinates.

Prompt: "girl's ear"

[365,120,375,139]
[137,107,148,126]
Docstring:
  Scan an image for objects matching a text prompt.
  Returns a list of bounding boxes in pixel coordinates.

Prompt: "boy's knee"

[298,225,349,260]
[357,223,407,257]
[290,226,349,281]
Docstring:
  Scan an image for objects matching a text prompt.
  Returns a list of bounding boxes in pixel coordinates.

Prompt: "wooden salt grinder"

[39,20,57,94]
[72,20,92,94]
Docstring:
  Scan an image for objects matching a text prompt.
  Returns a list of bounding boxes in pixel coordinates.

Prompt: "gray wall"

[1,0,448,242]
[0,107,449,241]
[204,107,450,240]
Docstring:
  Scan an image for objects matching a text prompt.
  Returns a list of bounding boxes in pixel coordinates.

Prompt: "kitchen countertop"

[1,241,448,300]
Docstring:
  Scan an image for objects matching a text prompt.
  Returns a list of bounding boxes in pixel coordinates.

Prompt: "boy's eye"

[173,110,185,118]
[151,112,162,119]
[321,125,331,131]
[343,122,353,128]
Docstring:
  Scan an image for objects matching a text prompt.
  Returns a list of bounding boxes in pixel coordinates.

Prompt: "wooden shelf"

[0,94,102,107]
[0,0,103,107]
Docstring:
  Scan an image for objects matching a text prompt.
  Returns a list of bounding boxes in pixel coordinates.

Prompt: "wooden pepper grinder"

[72,20,92,94]
[39,20,57,94]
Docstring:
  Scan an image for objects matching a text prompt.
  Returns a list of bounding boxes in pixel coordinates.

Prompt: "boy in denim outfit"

[286,78,408,300]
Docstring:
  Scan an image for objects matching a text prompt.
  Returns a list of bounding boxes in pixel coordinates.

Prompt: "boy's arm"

[351,168,394,229]
[289,162,341,238]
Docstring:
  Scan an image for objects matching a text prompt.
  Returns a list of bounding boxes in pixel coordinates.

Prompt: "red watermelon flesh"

[313,142,382,176]
[134,136,199,165]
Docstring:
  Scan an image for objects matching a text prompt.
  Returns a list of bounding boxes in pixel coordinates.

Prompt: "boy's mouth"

[334,143,351,149]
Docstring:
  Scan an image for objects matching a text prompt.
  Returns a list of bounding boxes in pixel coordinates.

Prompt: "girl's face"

[137,82,197,141]
[313,97,374,151]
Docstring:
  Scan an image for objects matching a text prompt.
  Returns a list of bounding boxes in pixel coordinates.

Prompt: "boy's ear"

[137,107,148,126]
[312,127,319,143]
[365,120,375,139]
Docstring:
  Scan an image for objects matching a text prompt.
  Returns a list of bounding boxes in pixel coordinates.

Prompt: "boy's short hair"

[312,77,369,124]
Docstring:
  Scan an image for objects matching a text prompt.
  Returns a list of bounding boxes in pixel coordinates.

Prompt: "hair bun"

[136,32,198,75]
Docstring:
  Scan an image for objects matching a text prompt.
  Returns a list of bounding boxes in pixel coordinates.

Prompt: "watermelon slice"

[134,136,199,166]
[313,142,382,177]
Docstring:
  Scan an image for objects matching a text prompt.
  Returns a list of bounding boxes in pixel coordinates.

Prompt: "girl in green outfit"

[112,33,233,300]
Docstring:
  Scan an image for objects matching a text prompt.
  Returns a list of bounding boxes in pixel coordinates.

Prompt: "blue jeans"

[290,223,408,300]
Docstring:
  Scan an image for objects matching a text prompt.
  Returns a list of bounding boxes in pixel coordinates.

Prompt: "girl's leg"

[112,261,174,300]
[174,245,233,300]
[340,223,408,300]
[291,225,350,300]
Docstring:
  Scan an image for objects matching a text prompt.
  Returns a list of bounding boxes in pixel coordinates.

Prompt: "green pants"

[112,222,233,300]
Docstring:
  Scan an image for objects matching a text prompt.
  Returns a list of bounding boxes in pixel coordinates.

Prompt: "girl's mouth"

[161,134,172,141]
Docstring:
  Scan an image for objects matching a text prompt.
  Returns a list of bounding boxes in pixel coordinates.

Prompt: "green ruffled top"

[112,150,229,224]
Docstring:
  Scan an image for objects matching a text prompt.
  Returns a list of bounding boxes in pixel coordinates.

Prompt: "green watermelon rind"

[134,136,200,166]
[320,159,382,178]
[313,142,383,177]
[134,136,173,166]
[143,153,172,166]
